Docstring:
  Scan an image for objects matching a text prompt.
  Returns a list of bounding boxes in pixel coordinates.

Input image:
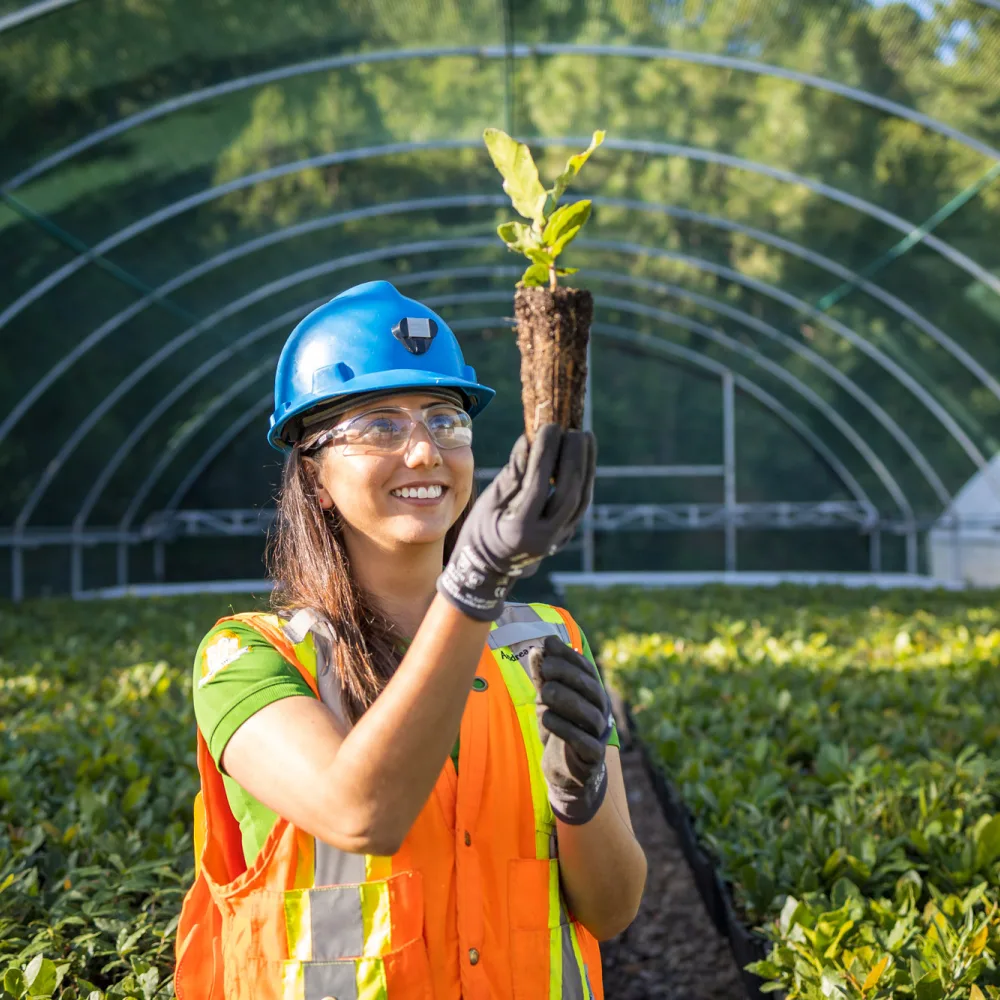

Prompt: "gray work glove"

[528,635,614,825]
[437,424,596,621]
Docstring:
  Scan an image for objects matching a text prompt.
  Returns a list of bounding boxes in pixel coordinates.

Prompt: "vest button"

[464,830,472,846]
[469,947,480,965]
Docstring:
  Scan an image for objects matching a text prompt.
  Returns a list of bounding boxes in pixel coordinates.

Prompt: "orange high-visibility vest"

[174,602,605,1000]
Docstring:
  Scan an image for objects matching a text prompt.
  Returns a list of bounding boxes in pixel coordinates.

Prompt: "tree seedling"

[483,128,606,441]
[484,128,605,291]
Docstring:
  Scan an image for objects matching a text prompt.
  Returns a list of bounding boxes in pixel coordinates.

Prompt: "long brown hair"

[266,434,475,724]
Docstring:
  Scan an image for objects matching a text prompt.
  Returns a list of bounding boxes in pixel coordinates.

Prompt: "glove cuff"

[548,761,608,826]
[436,541,514,622]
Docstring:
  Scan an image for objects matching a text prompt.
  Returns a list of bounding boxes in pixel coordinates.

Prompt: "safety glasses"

[303,403,473,456]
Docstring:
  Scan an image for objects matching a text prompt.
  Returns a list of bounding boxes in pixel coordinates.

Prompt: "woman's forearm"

[556,748,647,940]
[328,593,490,853]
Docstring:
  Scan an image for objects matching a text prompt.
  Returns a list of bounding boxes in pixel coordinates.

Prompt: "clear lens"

[426,408,473,448]
[343,412,410,451]
[334,405,472,454]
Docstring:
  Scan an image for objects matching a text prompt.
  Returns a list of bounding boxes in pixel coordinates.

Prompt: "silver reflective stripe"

[560,920,586,1000]
[549,831,559,860]
[487,620,562,650]
[494,602,543,626]
[315,841,366,888]
[286,608,350,729]
[283,607,319,644]
[308,884,364,960]
[303,960,359,1000]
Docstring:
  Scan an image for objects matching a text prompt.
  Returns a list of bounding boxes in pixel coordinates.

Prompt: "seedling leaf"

[483,128,546,221]
[542,200,592,247]
[547,130,606,212]
[520,262,549,287]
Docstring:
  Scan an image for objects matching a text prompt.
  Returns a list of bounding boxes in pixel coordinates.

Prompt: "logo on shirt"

[199,630,249,688]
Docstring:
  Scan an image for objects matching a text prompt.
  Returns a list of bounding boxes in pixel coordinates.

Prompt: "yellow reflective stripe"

[356,957,389,1000]
[290,635,318,684]
[293,830,315,890]
[283,889,312,961]
[365,854,392,881]
[528,603,576,645]
[488,637,554,858]
[281,958,306,1000]
[359,880,393,957]
[192,790,205,880]
[548,859,563,1000]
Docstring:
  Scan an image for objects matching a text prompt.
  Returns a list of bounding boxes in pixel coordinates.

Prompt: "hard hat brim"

[268,369,495,452]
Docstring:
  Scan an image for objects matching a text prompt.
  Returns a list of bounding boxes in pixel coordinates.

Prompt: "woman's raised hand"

[437,423,597,621]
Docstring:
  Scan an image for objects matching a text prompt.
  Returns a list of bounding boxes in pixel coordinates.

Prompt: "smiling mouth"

[390,485,446,501]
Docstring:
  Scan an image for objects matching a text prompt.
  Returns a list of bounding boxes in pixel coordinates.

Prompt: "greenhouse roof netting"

[1,0,999,596]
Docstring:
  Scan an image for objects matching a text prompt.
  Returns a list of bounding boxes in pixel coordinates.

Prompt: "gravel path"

[600,738,745,999]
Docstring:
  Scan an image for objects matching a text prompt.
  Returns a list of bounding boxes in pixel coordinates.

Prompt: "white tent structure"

[928,454,1000,586]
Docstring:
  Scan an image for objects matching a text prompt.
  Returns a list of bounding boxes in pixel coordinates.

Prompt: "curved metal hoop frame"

[2,142,994,527]
[3,136,998,350]
[157,317,876,521]
[428,284,932,510]
[5,43,998,191]
[8,194,996,458]
[113,275,910,541]
[42,239,931,538]
[76,260,920,533]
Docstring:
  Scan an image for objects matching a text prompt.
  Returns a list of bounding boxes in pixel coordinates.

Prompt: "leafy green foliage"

[569,585,1000,998]
[483,128,604,289]
[0,595,266,999]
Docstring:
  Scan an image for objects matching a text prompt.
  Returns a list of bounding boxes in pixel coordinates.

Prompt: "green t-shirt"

[192,617,619,866]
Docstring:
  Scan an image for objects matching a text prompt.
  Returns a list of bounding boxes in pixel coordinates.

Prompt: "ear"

[302,455,333,510]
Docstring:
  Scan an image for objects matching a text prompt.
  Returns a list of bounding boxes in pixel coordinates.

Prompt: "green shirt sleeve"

[192,620,315,770]
[579,628,620,750]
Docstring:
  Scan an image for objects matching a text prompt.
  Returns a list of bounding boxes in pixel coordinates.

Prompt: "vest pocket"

[280,871,433,999]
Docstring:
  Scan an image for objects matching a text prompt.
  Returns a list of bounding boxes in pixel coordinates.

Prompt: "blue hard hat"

[268,280,495,452]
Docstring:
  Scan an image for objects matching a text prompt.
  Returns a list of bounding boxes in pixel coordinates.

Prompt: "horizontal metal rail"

[15,506,998,549]
[477,465,726,479]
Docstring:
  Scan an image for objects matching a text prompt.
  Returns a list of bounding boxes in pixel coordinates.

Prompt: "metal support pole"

[70,541,83,597]
[116,541,129,587]
[582,338,595,574]
[869,528,881,573]
[11,544,23,603]
[950,513,962,583]
[905,523,918,574]
[722,371,737,572]
[154,541,166,582]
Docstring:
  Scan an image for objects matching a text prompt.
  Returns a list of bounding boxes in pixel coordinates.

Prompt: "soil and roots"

[513,286,593,442]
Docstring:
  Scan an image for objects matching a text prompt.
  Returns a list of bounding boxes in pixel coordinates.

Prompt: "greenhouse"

[2,1,1000,998]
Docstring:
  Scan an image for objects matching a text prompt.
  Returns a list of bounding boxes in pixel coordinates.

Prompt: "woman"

[175,281,647,1000]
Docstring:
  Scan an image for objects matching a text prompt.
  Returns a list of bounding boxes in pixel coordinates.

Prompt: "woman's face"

[306,392,474,552]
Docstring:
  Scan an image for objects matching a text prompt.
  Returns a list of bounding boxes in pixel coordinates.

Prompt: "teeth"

[392,485,443,499]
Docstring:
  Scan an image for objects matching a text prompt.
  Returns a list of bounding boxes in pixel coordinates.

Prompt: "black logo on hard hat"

[392,317,438,355]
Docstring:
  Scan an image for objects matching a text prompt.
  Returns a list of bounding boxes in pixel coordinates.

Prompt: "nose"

[403,421,442,468]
